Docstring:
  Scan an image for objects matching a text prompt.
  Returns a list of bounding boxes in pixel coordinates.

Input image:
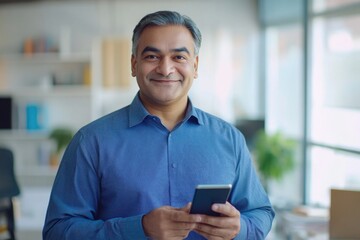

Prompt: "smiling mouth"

[150,79,181,83]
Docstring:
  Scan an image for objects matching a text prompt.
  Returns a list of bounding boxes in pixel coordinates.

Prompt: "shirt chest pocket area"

[181,155,237,185]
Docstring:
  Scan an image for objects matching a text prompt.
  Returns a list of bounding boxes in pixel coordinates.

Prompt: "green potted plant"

[252,130,296,191]
[49,127,74,167]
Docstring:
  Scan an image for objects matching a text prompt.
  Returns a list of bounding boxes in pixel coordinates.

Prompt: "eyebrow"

[141,46,190,55]
[173,47,190,54]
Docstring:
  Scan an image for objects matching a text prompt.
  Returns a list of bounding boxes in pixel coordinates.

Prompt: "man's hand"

[142,203,201,240]
[194,202,241,240]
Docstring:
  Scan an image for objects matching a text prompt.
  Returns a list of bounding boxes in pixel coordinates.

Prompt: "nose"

[156,57,175,76]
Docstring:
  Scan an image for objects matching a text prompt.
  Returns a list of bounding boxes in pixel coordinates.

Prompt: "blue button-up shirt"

[43,94,274,239]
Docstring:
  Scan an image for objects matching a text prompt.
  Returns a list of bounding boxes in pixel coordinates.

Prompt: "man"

[43,11,274,240]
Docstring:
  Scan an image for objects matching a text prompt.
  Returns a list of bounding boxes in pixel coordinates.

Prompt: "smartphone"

[190,184,232,216]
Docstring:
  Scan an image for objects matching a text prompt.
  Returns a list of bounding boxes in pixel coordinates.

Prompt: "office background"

[0,0,359,239]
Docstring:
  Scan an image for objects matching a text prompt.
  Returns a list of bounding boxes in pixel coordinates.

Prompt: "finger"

[198,211,241,234]
[196,223,224,236]
[211,202,240,217]
[195,223,239,240]
[143,206,197,240]
[179,202,192,212]
[170,208,201,223]
[168,221,197,231]
[197,214,235,228]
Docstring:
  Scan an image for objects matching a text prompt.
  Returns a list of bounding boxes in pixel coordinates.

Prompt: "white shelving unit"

[0,130,55,185]
[0,51,93,169]
[0,38,136,176]
[0,52,94,238]
[1,54,92,132]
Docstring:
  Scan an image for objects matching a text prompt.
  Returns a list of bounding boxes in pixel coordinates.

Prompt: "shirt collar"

[128,93,203,128]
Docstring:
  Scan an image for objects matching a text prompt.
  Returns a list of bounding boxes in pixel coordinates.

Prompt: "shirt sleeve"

[230,133,275,240]
[43,131,148,240]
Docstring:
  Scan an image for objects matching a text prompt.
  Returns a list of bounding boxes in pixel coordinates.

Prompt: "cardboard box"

[330,189,360,239]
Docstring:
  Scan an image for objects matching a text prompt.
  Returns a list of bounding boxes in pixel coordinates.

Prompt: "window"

[308,4,360,206]
[309,146,360,206]
[313,0,360,12]
[260,0,360,207]
[265,24,303,138]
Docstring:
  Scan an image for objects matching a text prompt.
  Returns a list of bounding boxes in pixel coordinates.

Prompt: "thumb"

[180,202,192,213]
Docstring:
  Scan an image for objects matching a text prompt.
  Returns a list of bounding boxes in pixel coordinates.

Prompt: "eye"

[174,55,187,62]
[144,54,159,61]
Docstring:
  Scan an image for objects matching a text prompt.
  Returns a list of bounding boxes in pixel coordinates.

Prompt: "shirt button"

[171,163,176,168]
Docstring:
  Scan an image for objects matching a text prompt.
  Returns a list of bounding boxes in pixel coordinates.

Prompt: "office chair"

[0,147,20,240]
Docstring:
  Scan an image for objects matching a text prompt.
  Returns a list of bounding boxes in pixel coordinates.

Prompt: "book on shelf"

[0,96,12,129]
[101,38,131,88]
[25,102,48,131]
[83,64,92,86]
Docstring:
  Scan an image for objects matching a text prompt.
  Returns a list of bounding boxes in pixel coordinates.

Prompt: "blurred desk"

[276,207,329,240]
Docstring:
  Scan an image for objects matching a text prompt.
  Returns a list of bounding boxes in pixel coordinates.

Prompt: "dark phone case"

[190,187,231,216]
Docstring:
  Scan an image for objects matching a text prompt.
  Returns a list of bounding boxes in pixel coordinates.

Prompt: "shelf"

[0,84,92,98]
[0,129,49,141]
[18,171,57,188]
[0,52,90,63]
[19,165,58,177]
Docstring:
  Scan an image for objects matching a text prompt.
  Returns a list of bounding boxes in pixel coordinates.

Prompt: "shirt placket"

[167,131,181,206]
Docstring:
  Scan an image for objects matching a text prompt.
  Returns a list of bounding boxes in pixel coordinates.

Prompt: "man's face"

[131,25,199,107]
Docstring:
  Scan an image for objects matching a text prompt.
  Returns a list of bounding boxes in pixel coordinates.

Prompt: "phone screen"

[190,184,232,216]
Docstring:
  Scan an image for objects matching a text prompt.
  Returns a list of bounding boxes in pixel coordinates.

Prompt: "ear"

[194,56,199,79]
[131,54,137,77]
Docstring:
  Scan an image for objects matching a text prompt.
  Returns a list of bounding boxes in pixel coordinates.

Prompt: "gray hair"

[132,11,202,56]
